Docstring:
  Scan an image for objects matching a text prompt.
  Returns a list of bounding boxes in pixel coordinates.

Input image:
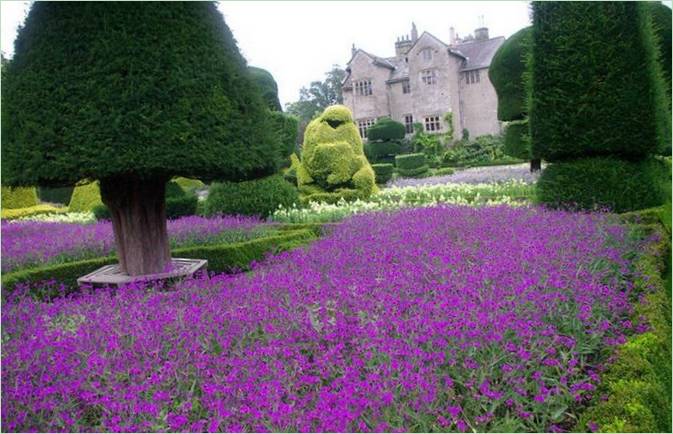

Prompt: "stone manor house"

[342,23,504,140]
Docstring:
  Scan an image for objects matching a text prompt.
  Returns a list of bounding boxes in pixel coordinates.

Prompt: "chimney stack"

[351,43,357,57]
[449,26,456,45]
[474,27,489,41]
[411,22,418,42]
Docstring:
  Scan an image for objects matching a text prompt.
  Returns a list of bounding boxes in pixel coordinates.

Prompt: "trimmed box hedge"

[1,229,316,300]
[1,204,69,220]
[1,186,39,209]
[395,153,426,170]
[396,165,430,178]
[372,163,394,184]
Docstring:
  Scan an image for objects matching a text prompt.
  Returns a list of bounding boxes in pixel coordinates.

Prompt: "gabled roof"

[455,36,505,71]
[346,49,395,70]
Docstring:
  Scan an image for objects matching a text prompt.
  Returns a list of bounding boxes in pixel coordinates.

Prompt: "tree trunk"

[530,158,542,172]
[99,176,171,276]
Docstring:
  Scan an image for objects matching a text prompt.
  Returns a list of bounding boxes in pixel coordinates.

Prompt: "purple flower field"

[1,215,270,273]
[1,206,645,432]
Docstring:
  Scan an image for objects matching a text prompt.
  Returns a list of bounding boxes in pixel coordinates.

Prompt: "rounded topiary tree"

[2,2,280,275]
[647,2,672,96]
[248,66,283,112]
[365,117,405,164]
[488,26,539,170]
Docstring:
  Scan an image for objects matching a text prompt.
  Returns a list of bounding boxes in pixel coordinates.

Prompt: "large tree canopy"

[2,1,279,187]
[488,26,531,122]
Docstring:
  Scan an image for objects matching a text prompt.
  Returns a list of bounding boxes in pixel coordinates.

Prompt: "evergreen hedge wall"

[530,1,670,162]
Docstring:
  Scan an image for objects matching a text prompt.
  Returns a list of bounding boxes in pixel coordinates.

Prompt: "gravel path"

[387,163,543,188]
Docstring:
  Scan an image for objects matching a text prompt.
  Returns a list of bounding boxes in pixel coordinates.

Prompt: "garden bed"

[2,205,667,432]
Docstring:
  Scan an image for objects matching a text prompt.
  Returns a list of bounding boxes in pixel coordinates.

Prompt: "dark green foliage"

[248,66,282,111]
[2,2,280,187]
[270,111,299,159]
[503,120,531,160]
[372,163,394,184]
[489,26,532,121]
[530,2,670,161]
[647,2,672,95]
[93,181,197,220]
[367,117,405,142]
[37,186,74,206]
[395,153,426,170]
[461,129,470,141]
[536,157,670,212]
[442,135,510,167]
[365,140,403,164]
[204,175,298,217]
[1,229,315,299]
[396,165,431,178]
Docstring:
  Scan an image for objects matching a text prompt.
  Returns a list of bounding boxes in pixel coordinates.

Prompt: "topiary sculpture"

[296,105,377,203]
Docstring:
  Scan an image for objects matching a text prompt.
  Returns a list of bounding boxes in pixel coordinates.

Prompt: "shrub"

[647,1,672,96]
[1,186,38,209]
[536,157,669,212]
[396,165,430,178]
[530,2,670,161]
[442,135,507,167]
[68,181,103,212]
[395,153,426,170]
[204,175,299,217]
[503,119,531,160]
[298,105,377,203]
[270,111,299,159]
[172,177,204,193]
[367,117,405,142]
[365,140,402,164]
[433,167,455,176]
[372,164,394,184]
[488,26,532,121]
[248,66,282,112]
[37,186,74,206]
[1,204,68,220]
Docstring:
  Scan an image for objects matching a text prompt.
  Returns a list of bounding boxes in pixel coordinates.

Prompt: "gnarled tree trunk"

[99,176,171,276]
[530,158,541,172]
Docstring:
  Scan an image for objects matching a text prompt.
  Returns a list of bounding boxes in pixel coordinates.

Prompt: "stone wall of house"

[344,52,391,124]
[458,67,502,137]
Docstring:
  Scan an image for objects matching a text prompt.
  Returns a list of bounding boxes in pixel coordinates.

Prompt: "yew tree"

[2,2,280,275]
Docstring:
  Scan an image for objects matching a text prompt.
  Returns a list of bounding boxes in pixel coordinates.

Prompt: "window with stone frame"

[402,80,411,94]
[404,114,414,134]
[424,115,442,132]
[421,48,433,61]
[354,79,373,96]
[357,118,376,139]
[421,69,437,85]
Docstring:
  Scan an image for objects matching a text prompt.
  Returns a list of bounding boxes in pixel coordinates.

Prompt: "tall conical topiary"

[2,2,280,275]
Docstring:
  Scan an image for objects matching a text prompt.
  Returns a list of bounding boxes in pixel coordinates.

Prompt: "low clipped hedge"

[536,157,670,213]
[37,186,75,206]
[172,177,205,193]
[395,153,426,170]
[1,229,317,300]
[1,204,69,220]
[1,186,38,209]
[372,164,394,184]
[577,218,671,433]
[396,165,430,178]
[433,167,455,176]
[204,175,299,218]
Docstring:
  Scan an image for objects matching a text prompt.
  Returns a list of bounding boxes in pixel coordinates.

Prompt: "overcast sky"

[2,1,671,107]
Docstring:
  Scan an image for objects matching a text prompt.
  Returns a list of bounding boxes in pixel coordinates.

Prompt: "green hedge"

[367,117,405,142]
[372,163,394,184]
[577,221,671,433]
[204,175,299,217]
[503,119,531,160]
[68,181,103,212]
[270,111,299,159]
[37,186,74,206]
[433,167,455,176]
[395,153,426,170]
[1,186,39,209]
[2,229,316,300]
[365,140,403,164]
[1,204,69,220]
[530,2,670,161]
[536,157,670,212]
[396,165,430,178]
[488,26,532,121]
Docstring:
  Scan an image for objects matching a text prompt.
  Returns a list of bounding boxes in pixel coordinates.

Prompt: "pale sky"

[2,1,671,107]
